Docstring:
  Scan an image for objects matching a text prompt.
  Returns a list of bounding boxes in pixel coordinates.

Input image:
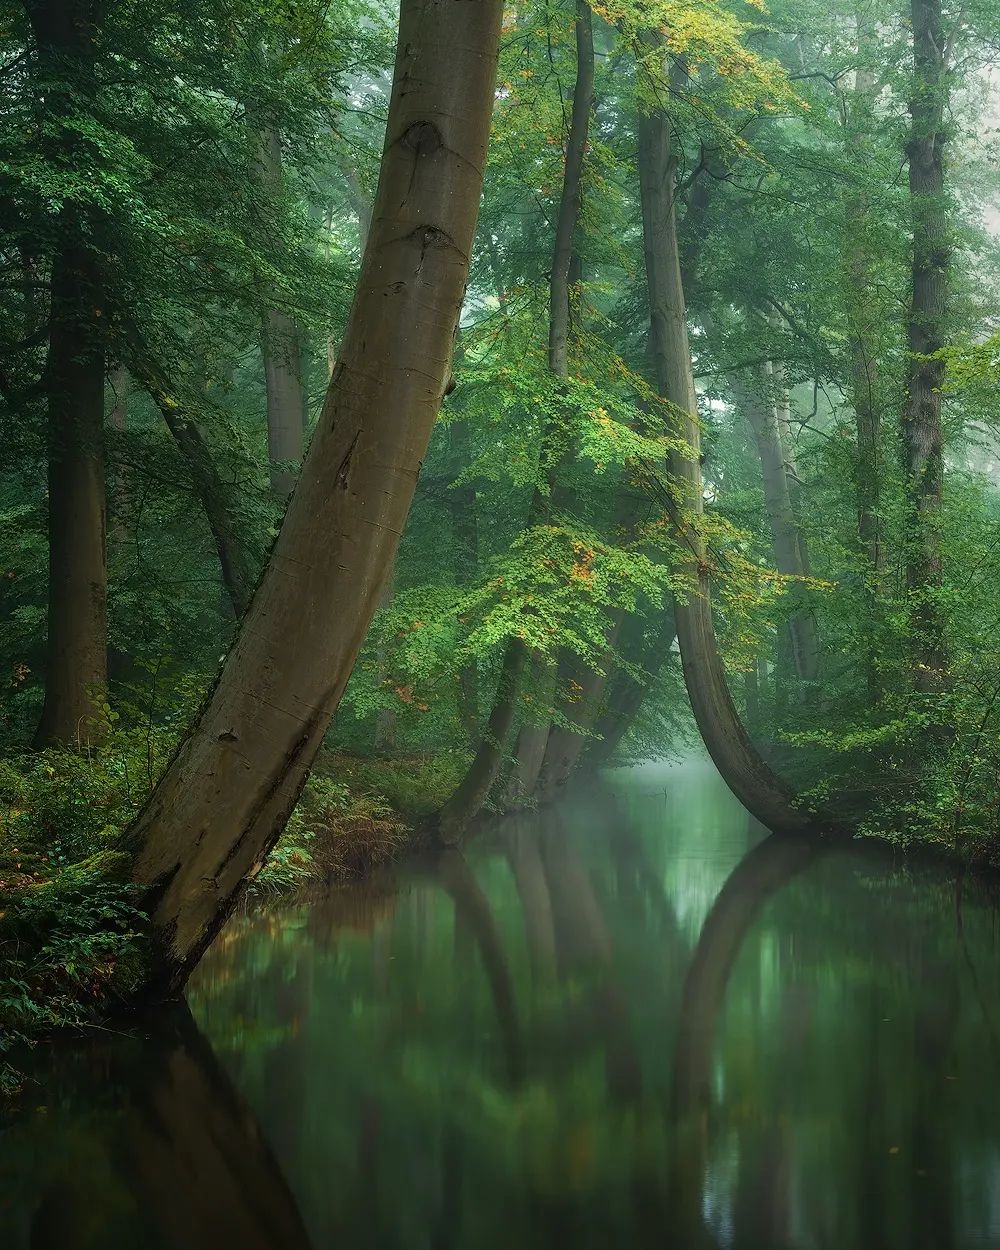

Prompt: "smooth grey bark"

[256,128,305,502]
[636,35,809,834]
[506,0,595,801]
[902,0,950,692]
[731,365,818,685]
[437,0,594,831]
[128,0,504,993]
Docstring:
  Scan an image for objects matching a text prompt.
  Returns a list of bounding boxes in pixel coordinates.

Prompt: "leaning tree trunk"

[436,0,594,832]
[128,0,503,994]
[902,0,950,693]
[636,39,809,834]
[30,0,108,748]
[130,352,258,618]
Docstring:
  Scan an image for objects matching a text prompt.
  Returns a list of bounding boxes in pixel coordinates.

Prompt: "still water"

[4,759,1000,1249]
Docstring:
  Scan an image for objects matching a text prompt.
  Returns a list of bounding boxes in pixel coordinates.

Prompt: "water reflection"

[5,759,1000,1249]
[0,1007,310,1250]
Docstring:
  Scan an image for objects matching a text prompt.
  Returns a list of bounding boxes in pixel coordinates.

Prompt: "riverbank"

[0,744,467,1084]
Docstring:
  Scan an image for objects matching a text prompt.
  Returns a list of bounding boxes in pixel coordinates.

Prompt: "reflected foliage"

[5,763,1000,1249]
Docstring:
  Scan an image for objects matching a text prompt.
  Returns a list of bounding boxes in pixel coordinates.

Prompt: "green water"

[4,759,1000,1248]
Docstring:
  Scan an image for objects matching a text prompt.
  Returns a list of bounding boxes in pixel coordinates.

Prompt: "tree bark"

[636,38,809,834]
[257,128,305,503]
[131,356,258,619]
[844,16,886,699]
[585,609,676,766]
[30,0,108,748]
[35,240,108,748]
[128,0,503,994]
[732,367,818,685]
[437,0,594,829]
[436,642,525,841]
[506,0,595,800]
[902,0,950,692]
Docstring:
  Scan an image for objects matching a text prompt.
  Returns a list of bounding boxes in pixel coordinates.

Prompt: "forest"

[2,0,1000,1144]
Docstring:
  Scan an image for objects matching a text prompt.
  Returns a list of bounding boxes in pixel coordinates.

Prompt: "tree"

[127,0,504,994]
[437,0,596,834]
[902,0,951,692]
[29,0,109,748]
[636,34,809,834]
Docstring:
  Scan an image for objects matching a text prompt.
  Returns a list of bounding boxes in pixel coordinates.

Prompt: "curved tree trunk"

[128,0,503,995]
[903,0,950,693]
[635,40,809,835]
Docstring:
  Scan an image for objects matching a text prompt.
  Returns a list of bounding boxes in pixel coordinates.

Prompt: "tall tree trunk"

[131,355,258,618]
[30,0,108,748]
[845,55,883,576]
[437,643,525,841]
[128,0,503,994]
[547,0,593,380]
[585,609,676,766]
[902,0,950,692]
[35,240,108,748]
[732,367,818,685]
[257,128,305,502]
[373,568,398,752]
[506,0,595,801]
[636,40,809,834]
[844,15,886,699]
[449,417,480,741]
[437,0,594,830]
[536,619,620,801]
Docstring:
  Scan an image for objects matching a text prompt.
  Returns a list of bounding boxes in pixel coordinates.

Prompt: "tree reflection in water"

[6,764,1000,1250]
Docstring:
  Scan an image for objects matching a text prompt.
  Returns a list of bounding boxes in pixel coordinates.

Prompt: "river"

[3,758,1000,1248]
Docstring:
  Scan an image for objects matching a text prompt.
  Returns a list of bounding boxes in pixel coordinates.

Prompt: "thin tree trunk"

[845,18,886,699]
[502,657,554,805]
[107,366,130,553]
[586,610,676,766]
[450,420,480,741]
[132,357,258,618]
[902,0,950,692]
[437,643,526,842]
[257,128,305,502]
[536,619,620,801]
[128,0,503,994]
[328,166,374,379]
[636,39,809,834]
[732,368,818,685]
[373,567,398,753]
[35,240,108,748]
[438,0,593,830]
[506,0,595,801]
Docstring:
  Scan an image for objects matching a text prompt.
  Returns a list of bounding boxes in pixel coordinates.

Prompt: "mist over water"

[5,759,1000,1249]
